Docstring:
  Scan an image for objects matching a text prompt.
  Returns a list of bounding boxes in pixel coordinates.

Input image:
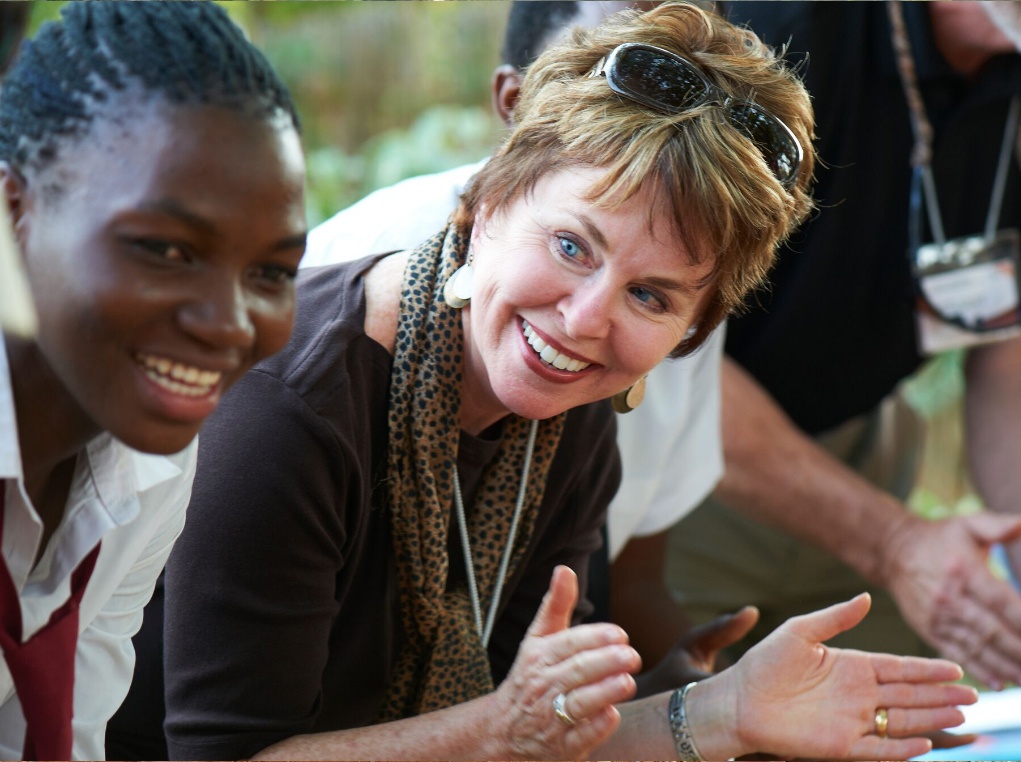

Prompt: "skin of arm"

[611,531,759,696]
[251,566,640,761]
[611,531,697,666]
[594,594,975,762]
[716,354,1021,688]
[255,580,976,762]
[966,337,1021,554]
[713,356,914,587]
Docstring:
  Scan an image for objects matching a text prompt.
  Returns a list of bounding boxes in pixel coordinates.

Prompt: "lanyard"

[887,0,1020,257]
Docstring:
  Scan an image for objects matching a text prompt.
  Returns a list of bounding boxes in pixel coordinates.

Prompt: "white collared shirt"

[0,340,195,760]
[302,161,724,560]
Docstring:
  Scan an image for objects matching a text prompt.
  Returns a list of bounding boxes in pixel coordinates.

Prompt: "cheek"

[619,325,683,375]
[250,293,296,361]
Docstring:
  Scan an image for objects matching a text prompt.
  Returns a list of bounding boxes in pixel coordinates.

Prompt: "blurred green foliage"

[26,1,508,224]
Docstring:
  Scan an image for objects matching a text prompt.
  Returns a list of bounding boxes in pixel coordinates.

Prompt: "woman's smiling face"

[9,96,307,455]
[459,165,715,433]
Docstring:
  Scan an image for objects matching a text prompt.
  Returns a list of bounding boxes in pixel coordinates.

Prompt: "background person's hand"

[881,510,1021,689]
[491,565,641,760]
[635,606,759,697]
[690,593,978,761]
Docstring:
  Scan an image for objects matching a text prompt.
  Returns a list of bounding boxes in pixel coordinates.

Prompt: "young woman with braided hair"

[0,3,306,758]
[127,3,976,760]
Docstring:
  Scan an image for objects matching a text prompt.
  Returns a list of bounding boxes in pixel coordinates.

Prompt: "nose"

[177,273,257,352]
[559,278,613,341]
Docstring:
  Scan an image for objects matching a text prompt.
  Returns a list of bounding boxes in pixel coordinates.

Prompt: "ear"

[490,65,523,127]
[0,161,29,237]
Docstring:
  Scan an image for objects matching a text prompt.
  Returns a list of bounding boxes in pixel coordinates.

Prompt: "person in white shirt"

[0,3,307,758]
[302,1,735,687]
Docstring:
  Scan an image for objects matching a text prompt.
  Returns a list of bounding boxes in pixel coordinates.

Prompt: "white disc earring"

[443,261,474,309]
[610,375,646,414]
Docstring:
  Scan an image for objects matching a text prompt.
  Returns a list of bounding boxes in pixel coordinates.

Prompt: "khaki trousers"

[666,391,938,659]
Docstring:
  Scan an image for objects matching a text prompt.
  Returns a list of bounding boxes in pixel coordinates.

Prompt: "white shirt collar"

[0,337,185,593]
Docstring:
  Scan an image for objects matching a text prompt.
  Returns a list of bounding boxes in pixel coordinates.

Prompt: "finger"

[849,736,933,760]
[549,643,641,692]
[927,586,1021,686]
[960,633,1021,689]
[535,621,633,664]
[876,681,978,709]
[782,593,871,643]
[963,571,1021,646]
[962,511,1021,546]
[556,672,636,723]
[687,606,760,660]
[880,705,966,739]
[926,729,980,749]
[560,704,622,754]
[527,565,579,638]
[930,618,1013,688]
[868,652,965,684]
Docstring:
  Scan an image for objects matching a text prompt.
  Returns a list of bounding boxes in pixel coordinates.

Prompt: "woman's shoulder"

[245,256,395,423]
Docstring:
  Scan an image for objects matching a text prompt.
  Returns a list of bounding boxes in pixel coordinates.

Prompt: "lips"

[521,320,591,372]
[135,352,223,398]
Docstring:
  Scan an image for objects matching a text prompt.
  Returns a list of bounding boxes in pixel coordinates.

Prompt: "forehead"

[522,165,713,276]
[31,93,304,211]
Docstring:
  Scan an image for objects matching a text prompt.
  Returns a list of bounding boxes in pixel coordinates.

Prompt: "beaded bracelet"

[668,681,704,761]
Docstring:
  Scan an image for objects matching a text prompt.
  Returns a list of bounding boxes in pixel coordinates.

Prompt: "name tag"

[915,229,1021,354]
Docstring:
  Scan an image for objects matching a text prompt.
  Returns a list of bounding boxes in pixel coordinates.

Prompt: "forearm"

[964,338,1021,563]
[595,680,742,762]
[252,694,502,761]
[594,692,678,760]
[611,531,693,665]
[714,357,912,587]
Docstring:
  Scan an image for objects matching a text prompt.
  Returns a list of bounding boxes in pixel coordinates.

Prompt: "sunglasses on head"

[589,43,803,190]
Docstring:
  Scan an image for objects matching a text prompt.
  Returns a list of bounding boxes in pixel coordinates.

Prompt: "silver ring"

[552,691,576,726]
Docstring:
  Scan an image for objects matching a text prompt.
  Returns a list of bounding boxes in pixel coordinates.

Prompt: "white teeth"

[136,353,222,397]
[521,320,590,373]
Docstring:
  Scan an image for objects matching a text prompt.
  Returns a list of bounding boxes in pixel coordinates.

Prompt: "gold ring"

[553,692,576,726]
[875,707,889,738]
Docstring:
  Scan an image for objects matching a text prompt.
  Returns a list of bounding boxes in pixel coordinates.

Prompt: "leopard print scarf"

[377,224,566,721]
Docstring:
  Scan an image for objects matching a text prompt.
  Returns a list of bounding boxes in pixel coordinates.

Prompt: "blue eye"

[558,236,582,259]
[631,286,666,311]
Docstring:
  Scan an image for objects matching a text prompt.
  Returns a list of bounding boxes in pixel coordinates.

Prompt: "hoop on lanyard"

[888,0,1021,350]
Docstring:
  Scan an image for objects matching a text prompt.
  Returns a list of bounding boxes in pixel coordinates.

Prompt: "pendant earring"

[443,259,474,309]
[611,375,646,414]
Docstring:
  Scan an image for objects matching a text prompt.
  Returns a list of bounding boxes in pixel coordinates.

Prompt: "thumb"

[686,605,760,659]
[526,565,578,638]
[961,511,1021,546]
[784,592,871,644]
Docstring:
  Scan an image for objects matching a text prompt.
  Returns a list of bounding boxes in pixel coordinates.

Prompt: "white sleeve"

[301,161,486,269]
[70,450,194,760]
[606,325,725,560]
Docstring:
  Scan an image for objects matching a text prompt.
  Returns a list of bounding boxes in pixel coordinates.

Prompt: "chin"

[504,396,575,422]
[111,422,199,456]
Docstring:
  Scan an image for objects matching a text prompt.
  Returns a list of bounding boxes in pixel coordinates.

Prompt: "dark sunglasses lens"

[615,48,709,111]
[726,102,799,186]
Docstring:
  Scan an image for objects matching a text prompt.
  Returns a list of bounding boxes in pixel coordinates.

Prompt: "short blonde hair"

[454,1,815,356]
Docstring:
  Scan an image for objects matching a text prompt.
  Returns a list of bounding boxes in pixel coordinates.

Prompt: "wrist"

[680,673,743,761]
[473,690,514,759]
[668,683,704,760]
[873,505,921,588]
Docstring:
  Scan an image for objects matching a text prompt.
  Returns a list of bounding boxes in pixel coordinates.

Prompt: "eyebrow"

[137,199,308,252]
[575,211,704,297]
[577,212,609,251]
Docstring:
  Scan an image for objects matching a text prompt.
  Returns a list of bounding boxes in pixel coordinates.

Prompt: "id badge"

[914,228,1021,355]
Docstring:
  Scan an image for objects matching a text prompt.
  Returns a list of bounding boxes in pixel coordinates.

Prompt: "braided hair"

[0,1,299,174]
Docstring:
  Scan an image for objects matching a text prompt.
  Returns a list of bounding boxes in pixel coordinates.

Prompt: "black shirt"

[723,2,1021,434]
